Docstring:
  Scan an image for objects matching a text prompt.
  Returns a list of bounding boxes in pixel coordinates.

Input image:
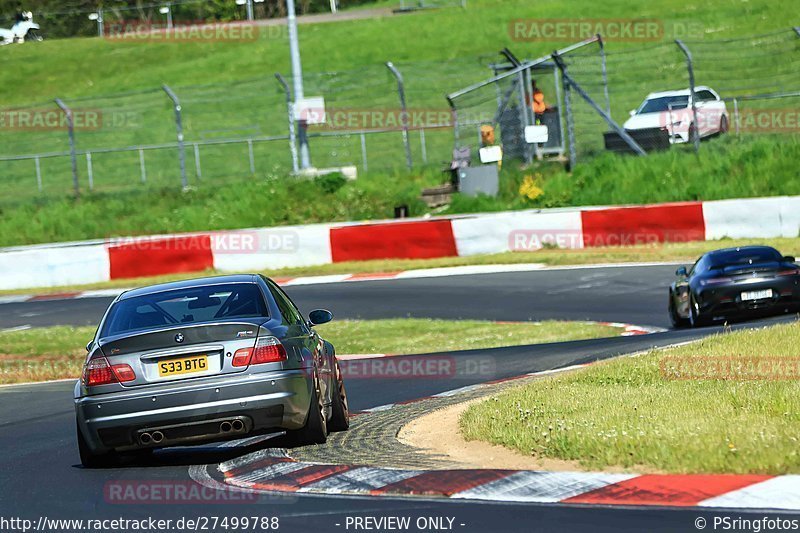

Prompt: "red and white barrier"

[1,195,798,290]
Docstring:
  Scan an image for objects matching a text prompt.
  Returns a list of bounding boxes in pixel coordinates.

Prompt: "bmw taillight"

[232,336,287,368]
[82,355,136,386]
[778,269,799,276]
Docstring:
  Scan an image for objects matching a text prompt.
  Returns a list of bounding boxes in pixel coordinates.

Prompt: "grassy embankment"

[462,321,800,474]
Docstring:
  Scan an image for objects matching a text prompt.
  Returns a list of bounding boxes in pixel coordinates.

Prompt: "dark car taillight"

[700,277,733,286]
[778,269,799,276]
[232,336,287,368]
[82,355,136,386]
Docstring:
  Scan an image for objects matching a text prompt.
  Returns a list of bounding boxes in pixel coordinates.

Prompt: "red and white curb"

[192,447,799,510]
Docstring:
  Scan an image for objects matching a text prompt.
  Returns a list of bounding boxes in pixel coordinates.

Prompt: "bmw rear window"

[101,283,268,337]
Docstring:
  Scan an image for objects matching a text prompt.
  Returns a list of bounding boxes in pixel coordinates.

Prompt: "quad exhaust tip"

[151,431,164,444]
[220,419,245,433]
[139,432,152,445]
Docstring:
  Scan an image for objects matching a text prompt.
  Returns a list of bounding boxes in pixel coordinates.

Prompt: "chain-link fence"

[0,56,490,203]
[448,28,800,169]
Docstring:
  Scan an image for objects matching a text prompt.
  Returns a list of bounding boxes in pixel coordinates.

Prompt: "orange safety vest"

[532,89,546,114]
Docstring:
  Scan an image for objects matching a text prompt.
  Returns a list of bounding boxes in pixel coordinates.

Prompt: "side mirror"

[784,256,796,263]
[308,309,333,326]
[85,341,94,352]
[675,266,688,277]
[629,109,636,117]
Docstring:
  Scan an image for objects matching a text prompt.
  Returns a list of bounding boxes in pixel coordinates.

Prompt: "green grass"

[2,135,800,247]
[461,321,800,474]
[0,0,798,244]
[5,235,800,296]
[0,319,619,384]
[0,326,91,385]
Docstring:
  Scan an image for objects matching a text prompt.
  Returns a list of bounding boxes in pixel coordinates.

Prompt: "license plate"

[741,289,773,301]
[158,355,208,377]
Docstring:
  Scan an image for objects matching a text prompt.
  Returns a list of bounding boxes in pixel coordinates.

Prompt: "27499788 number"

[158,355,208,377]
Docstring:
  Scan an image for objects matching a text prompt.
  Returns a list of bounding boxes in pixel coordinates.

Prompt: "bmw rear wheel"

[77,421,119,468]
[328,361,350,432]
[289,372,328,445]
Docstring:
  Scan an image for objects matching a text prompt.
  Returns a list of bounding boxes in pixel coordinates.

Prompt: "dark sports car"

[669,246,800,328]
[74,274,349,468]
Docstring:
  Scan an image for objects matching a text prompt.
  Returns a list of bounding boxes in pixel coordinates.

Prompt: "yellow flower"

[519,175,543,201]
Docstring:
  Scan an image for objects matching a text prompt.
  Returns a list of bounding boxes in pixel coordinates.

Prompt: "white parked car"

[624,86,729,144]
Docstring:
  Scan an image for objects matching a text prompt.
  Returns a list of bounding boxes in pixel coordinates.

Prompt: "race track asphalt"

[1,264,797,532]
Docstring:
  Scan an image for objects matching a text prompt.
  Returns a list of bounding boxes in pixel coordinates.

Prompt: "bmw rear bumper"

[75,369,312,453]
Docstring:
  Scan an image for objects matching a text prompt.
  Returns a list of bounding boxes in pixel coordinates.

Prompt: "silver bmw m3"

[74,274,349,468]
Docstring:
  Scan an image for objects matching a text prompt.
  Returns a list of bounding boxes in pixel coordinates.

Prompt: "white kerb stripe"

[451,471,637,503]
[699,476,800,510]
[297,467,423,494]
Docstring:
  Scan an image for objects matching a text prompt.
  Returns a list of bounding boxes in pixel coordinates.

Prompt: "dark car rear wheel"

[288,372,327,445]
[328,361,349,432]
[669,292,689,328]
[77,421,119,468]
[689,294,711,328]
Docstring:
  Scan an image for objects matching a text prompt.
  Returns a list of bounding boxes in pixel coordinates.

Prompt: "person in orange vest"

[529,79,547,125]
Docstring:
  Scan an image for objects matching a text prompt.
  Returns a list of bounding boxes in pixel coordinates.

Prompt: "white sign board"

[479,145,503,164]
[294,97,326,124]
[525,125,549,144]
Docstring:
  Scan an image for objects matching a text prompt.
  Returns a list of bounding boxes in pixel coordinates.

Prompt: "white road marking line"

[0,325,32,333]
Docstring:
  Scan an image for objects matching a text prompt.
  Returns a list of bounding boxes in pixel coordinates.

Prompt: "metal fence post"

[558,68,577,170]
[161,84,188,189]
[386,62,413,169]
[446,97,460,150]
[34,156,42,192]
[275,73,299,174]
[86,152,94,190]
[517,70,533,164]
[360,132,368,172]
[676,40,700,153]
[193,143,202,180]
[598,34,611,117]
[54,98,79,197]
[247,139,256,174]
[138,148,147,183]
[733,97,740,137]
